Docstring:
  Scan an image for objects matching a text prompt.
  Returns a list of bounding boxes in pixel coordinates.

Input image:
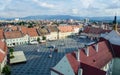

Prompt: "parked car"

[30,41,38,45]
[48,45,55,49]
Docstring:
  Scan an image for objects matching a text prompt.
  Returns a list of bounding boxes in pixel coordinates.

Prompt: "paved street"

[11,37,93,75]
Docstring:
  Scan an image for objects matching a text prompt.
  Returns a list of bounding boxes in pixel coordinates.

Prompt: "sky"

[0,0,120,17]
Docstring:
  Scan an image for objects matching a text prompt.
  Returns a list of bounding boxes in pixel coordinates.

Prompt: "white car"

[30,41,38,45]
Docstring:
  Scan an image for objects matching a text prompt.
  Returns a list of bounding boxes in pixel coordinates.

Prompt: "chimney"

[85,45,89,56]
[76,48,80,62]
[95,43,99,52]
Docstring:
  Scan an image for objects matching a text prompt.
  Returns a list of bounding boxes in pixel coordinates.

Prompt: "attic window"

[93,59,96,62]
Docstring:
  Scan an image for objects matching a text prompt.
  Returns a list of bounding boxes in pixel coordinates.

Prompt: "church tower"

[113,14,118,31]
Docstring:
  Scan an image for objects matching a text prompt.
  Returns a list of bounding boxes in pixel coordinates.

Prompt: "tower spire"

[113,13,117,31]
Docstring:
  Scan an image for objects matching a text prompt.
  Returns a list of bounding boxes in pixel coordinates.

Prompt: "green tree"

[9,48,14,58]
[79,30,83,35]
[42,36,46,40]
[37,37,40,43]
[2,65,11,75]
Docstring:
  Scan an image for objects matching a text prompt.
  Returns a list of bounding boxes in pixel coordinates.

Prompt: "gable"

[53,56,75,75]
[80,40,113,69]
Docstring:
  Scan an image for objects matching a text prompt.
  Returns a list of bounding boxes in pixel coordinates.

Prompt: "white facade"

[29,36,38,43]
[59,32,72,39]
[73,28,80,34]
[48,32,57,40]
[51,56,75,75]
[6,35,29,47]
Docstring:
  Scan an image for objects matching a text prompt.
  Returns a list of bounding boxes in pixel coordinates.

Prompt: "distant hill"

[20,15,83,20]
[0,15,120,22]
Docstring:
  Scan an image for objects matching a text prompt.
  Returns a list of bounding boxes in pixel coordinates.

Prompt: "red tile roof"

[27,28,38,37]
[80,40,113,69]
[10,26,18,31]
[20,26,28,35]
[72,25,80,29]
[0,52,5,63]
[83,26,110,34]
[19,26,38,37]
[66,40,113,75]
[4,31,23,39]
[66,53,79,75]
[58,26,73,32]
[0,29,4,39]
[0,41,7,63]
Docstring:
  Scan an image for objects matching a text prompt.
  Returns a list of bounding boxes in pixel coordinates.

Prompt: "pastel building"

[27,28,39,43]
[58,25,73,39]
[4,31,29,47]
[47,25,58,40]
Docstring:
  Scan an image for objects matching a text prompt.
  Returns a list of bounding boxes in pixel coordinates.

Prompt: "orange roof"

[27,28,38,37]
[58,26,73,32]
[0,29,4,39]
[4,31,23,39]
[83,26,110,34]
[20,26,28,34]
[11,26,18,31]
[0,41,7,63]
[72,25,81,29]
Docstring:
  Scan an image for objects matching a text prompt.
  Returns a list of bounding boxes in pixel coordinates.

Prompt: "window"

[93,59,96,62]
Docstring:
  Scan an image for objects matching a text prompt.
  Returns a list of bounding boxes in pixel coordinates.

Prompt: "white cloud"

[0,0,12,10]
[0,0,120,17]
[79,0,95,9]
[72,8,79,14]
[32,0,55,8]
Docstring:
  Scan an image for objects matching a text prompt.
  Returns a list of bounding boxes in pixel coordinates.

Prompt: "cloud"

[0,0,120,17]
[72,8,79,14]
[32,0,55,8]
[0,0,12,11]
[107,0,120,9]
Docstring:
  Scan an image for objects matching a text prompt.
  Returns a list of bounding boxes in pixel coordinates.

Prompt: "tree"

[79,30,83,35]
[42,36,46,40]
[37,37,40,43]
[2,65,11,75]
[9,48,14,58]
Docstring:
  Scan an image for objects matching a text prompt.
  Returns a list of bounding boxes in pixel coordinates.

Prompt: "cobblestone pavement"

[11,37,93,75]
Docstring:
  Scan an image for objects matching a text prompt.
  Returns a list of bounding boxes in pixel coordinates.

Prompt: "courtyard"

[11,37,93,75]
